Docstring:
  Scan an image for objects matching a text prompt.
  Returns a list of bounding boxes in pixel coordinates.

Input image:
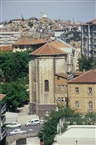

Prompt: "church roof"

[68,70,96,84]
[31,43,66,56]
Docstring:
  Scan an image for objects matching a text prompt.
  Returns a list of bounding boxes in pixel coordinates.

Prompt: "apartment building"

[0,94,6,144]
[81,19,96,59]
[68,70,96,114]
[0,31,21,46]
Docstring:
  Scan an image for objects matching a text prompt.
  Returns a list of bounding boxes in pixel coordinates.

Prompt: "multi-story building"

[12,38,46,52]
[0,94,6,144]
[68,70,96,114]
[0,31,21,46]
[81,19,96,59]
[29,40,80,117]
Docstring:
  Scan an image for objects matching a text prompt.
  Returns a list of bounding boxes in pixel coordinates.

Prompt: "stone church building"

[29,41,79,117]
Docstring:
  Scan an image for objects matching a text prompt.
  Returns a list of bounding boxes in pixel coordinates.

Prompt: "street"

[6,124,42,136]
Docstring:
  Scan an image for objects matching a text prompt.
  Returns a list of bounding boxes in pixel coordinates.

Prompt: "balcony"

[0,130,6,141]
[1,115,6,127]
[1,104,6,114]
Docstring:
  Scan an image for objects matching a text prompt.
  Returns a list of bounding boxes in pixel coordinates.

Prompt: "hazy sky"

[0,0,96,23]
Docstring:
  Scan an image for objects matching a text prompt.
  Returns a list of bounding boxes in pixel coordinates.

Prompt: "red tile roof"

[68,70,96,84]
[12,38,46,45]
[55,73,67,79]
[0,94,6,101]
[50,40,69,49]
[31,43,66,56]
[73,72,84,77]
[86,19,96,24]
[0,46,12,51]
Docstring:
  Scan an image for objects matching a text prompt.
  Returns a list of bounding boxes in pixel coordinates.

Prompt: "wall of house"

[55,76,67,106]
[68,83,96,114]
[29,55,67,117]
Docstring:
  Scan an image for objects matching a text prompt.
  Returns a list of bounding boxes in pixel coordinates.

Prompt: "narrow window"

[45,80,49,91]
[58,85,60,90]
[89,101,93,109]
[75,101,79,109]
[88,87,92,94]
[57,76,59,80]
[62,85,64,90]
[75,87,79,93]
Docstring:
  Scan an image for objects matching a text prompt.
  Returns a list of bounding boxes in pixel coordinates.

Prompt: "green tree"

[1,79,29,111]
[0,51,30,83]
[78,55,96,71]
[38,105,80,145]
[28,21,33,28]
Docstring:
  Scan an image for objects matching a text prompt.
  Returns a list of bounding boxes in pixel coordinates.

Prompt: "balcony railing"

[1,104,6,114]
[1,116,6,127]
[0,130,6,141]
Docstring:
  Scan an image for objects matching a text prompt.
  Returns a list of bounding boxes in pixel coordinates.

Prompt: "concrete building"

[53,125,96,145]
[0,94,6,144]
[55,73,67,107]
[68,69,96,114]
[0,31,21,46]
[81,19,96,59]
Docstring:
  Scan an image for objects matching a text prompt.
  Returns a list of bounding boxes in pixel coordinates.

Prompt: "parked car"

[25,118,40,126]
[6,122,21,128]
[10,129,28,135]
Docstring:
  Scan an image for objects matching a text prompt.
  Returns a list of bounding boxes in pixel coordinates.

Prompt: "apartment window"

[57,97,60,101]
[58,85,60,90]
[89,101,93,109]
[75,101,79,109]
[45,80,49,92]
[66,85,68,90]
[88,87,92,94]
[75,87,79,93]
[62,85,64,90]
[61,97,64,102]
[57,76,59,80]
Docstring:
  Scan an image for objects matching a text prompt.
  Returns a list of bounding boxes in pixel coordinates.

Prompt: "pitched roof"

[68,70,96,84]
[73,72,84,77]
[55,73,67,79]
[12,38,46,45]
[50,40,69,49]
[86,19,96,24]
[0,46,12,51]
[31,43,66,56]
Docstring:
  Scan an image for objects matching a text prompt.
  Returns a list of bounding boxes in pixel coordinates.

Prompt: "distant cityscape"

[0,14,96,145]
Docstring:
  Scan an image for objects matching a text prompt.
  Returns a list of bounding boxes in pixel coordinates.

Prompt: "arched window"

[89,101,93,109]
[45,80,49,92]
[75,101,79,109]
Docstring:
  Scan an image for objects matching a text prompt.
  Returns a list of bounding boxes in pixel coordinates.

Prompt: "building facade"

[12,38,46,52]
[0,94,6,144]
[81,19,96,59]
[68,70,96,114]
[0,31,21,46]
[29,43,67,117]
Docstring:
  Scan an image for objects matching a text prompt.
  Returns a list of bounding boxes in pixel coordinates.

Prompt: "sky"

[0,0,96,23]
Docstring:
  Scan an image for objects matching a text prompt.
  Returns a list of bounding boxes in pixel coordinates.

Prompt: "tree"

[1,79,29,111]
[78,55,96,71]
[28,21,33,28]
[0,51,30,83]
[38,105,80,145]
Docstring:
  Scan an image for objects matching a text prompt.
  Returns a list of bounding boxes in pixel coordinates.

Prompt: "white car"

[6,122,21,128]
[25,119,40,126]
[10,129,28,136]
